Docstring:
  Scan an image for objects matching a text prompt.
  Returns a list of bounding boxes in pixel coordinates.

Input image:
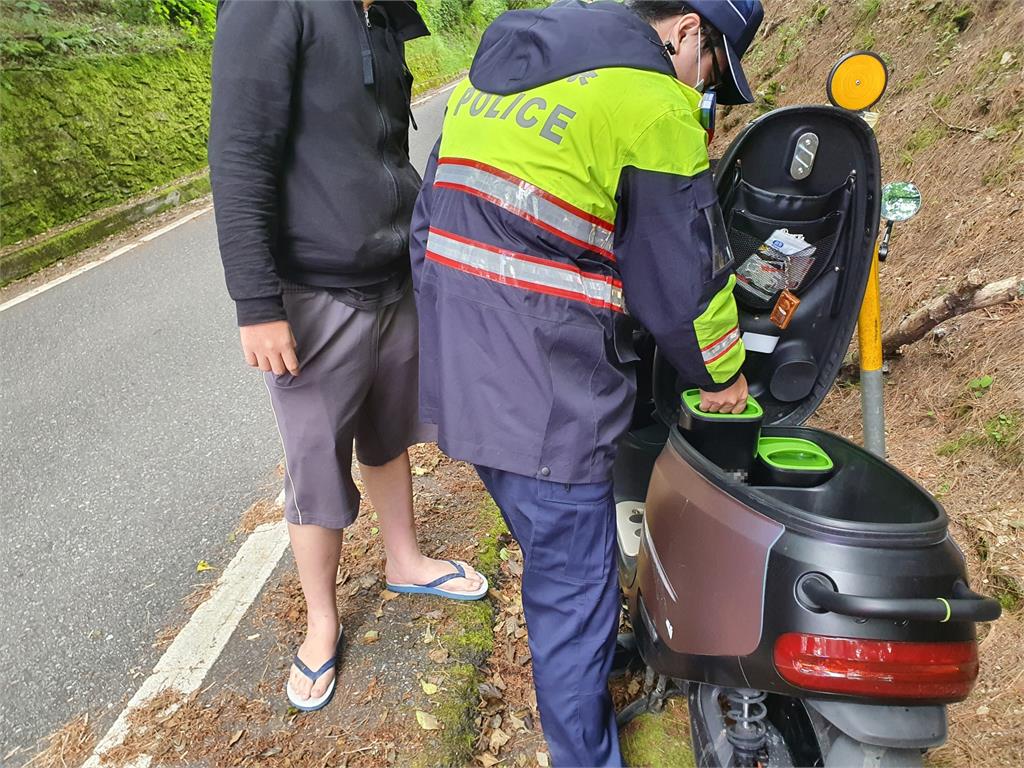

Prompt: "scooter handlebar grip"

[800,576,1002,624]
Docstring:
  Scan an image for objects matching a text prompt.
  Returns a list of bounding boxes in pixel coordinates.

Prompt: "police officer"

[411,1,763,764]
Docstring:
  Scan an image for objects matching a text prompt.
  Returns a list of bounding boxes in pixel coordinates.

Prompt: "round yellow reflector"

[826,52,888,111]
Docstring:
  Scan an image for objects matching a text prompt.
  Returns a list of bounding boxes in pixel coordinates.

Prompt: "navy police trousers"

[476,466,623,768]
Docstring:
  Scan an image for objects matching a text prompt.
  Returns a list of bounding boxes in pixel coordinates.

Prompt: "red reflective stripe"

[701,325,740,352]
[431,227,622,289]
[437,157,615,232]
[433,179,617,262]
[703,336,741,364]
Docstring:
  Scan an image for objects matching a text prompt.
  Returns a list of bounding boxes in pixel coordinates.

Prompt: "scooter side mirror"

[880,181,922,222]
[878,181,922,262]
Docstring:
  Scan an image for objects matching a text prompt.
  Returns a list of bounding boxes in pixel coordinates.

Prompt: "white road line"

[82,490,288,768]
[0,205,213,314]
[412,80,459,107]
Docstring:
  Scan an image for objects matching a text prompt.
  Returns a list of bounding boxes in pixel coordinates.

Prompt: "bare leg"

[360,450,484,593]
[287,522,343,701]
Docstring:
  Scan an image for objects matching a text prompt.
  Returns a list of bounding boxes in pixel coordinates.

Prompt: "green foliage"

[620,699,695,768]
[755,80,783,115]
[936,431,983,457]
[149,0,215,38]
[1,0,528,249]
[857,0,882,24]
[903,122,946,158]
[984,413,1020,446]
[968,374,994,395]
[0,0,202,64]
[1,49,212,245]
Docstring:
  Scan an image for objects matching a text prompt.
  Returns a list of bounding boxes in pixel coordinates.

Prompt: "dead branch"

[839,272,1022,380]
[882,273,1022,355]
[928,103,983,134]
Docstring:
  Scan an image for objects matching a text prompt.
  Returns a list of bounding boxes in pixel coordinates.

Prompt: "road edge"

[0,173,211,287]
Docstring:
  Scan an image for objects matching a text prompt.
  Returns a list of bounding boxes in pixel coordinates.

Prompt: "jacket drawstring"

[356,1,374,86]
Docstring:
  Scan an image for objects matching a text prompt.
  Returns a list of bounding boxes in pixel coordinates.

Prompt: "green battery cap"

[757,436,834,472]
[681,389,764,420]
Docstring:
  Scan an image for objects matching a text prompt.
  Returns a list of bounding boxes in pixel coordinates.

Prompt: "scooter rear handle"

[800,575,1002,623]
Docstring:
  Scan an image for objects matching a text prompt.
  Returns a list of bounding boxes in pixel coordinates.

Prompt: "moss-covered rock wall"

[1,47,212,246]
[1,0,541,253]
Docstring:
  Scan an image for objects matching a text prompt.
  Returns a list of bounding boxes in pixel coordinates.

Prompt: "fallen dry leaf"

[420,680,439,695]
[478,683,503,701]
[537,751,550,767]
[507,712,526,732]
[380,589,400,601]
[196,560,214,573]
[415,710,440,731]
[423,625,435,644]
[428,648,449,663]
[478,753,500,767]
[488,726,511,753]
[363,630,380,644]
[358,574,377,590]
[228,729,244,747]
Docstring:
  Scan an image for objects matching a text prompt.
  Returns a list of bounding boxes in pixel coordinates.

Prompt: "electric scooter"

[614,54,1001,767]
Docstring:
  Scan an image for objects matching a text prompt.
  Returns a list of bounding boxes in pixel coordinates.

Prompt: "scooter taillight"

[773,633,979,700]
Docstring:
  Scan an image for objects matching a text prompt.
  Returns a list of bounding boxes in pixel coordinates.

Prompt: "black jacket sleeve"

[208,1,300,326]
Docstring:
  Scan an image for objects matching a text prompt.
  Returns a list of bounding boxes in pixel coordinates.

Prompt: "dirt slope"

[712,1,1023,765]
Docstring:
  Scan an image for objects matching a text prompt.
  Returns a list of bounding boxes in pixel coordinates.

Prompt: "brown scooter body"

[613,104,1001,767]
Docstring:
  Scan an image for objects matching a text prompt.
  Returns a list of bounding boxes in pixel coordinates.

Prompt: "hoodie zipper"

[362,5,404,256]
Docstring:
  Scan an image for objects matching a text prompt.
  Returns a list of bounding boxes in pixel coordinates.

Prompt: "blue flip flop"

[286,624,343,712]
[386,559,489,601]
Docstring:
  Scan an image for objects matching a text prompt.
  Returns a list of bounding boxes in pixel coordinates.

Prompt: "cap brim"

[717,38,754,106]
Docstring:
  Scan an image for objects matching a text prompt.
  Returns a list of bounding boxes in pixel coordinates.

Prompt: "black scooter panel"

[715,106,882,426]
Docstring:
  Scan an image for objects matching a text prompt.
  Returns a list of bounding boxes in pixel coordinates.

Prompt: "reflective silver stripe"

[427,230,624,312]
[725,0,747,22]
[435,162,615,255]
[701,326,740,363]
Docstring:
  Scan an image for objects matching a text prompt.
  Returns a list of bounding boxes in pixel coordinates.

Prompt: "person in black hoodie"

[208,0,487,714]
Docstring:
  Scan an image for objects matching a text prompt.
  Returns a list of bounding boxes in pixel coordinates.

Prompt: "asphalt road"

[0,85,449,759]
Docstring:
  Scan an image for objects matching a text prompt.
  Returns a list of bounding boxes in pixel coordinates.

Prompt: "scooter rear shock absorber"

[725,688,768,766]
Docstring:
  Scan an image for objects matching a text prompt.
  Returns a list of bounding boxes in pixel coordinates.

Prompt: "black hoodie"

[209,1,429,326]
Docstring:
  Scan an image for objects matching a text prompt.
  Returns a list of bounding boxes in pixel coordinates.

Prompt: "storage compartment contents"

[751,436,834,487]
[722,172,853,310]
[677,390,764,476]
[729,211,844,309]
[752,427,942,526]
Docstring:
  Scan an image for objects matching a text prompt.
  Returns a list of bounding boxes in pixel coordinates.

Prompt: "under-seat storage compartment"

[751,427,942,526]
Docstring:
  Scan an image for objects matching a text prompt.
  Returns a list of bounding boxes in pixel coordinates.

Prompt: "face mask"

[693,26,705,93]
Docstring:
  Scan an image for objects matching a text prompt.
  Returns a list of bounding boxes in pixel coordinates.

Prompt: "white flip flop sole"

[286,623,343,712]
[287,675,336,711]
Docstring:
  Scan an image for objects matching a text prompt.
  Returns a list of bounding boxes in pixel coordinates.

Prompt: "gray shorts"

[265,286,436,529]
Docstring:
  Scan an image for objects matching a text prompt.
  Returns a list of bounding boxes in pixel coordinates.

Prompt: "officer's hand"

[240,320,300,376]
[699,374,749,414]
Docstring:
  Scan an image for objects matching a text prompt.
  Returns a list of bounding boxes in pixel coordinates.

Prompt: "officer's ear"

[667,12,701,52]
[656,12,702,83]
